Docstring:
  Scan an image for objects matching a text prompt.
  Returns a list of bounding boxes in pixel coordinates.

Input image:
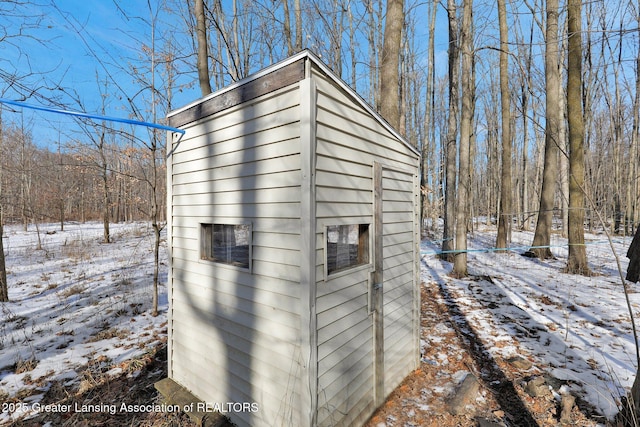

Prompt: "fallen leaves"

[364,281,600,427]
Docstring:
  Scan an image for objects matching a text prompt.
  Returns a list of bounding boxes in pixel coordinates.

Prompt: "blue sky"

[0,1,453,150]
[5,0,636,155]
[0,0,200,147]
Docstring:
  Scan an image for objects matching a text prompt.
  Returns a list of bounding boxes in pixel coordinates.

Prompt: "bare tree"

[141,0,165,317]
[0,109,7,302]
[294,0,302,52]
[273,0,302,59]
[495,0,512,251]
[453,0,473,277]
[379,0,403,130]
[0,0,60,303]
[630,1,640,235]
[206,0,254,84]
[512,8,535,231]
[195,0,212,96]
[365,0,383,108]
[528,0,560,259]
[282,0,294,55]
[62,80,114,244]
[565,0,589,275]
[421,0,438,233]
[441,0,459,261]
[112,0,176,316]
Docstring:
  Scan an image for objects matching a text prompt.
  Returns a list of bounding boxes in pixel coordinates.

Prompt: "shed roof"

[167,49,419,157]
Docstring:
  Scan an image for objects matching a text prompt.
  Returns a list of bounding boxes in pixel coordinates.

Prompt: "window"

[201,223,251,269]
[326,224,370,274]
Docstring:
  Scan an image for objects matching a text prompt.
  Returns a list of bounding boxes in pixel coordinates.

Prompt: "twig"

[583,190,640,369]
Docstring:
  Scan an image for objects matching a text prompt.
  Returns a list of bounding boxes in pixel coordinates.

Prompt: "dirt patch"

[364,281,604,427]
[9,341,198,427]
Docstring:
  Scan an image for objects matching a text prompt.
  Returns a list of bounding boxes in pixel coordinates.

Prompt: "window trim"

[325,223,371,277]
[200,222,252,272]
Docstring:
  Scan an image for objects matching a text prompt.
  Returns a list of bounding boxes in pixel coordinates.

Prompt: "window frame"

[325,223,371,276]
[200,222,252,272]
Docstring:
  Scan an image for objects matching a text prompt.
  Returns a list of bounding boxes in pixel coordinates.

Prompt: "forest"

[2,0,640,424]
[0,0,638,266]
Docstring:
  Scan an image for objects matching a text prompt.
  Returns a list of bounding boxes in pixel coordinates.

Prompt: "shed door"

[372,162,384,406]
[373,162,418,402]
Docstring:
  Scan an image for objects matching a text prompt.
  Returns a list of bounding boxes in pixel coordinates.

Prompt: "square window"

[326,224,369,274]
[201,223,251,269]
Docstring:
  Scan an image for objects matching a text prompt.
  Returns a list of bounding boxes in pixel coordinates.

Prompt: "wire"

[421,239,625,256]
[0,98,185,135]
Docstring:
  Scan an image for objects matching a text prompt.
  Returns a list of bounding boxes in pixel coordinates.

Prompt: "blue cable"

[0,98,185,135]
[421,240,615,256]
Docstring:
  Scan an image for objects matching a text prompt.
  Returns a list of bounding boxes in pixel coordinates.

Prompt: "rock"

[476,418,504,427]
[447,372,480,415]
[560,393,575,424]
[506,355,533,370]
[544,373,568,390]
[525,376,550,398]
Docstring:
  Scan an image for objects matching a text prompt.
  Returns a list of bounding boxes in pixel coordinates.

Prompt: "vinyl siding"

[168,83,305,427]
[314,70,375,425]
[167,52,419,427]
[312,65,419,426]
[382,169,418,395]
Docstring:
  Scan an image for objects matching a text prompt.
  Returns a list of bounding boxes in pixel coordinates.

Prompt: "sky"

[0,0,200,148]
[12,1,638,156]
[0,0,454,151]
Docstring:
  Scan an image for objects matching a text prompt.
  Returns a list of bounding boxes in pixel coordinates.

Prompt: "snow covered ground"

[421,225,640,421]
[0,221,168,424]
[1,220,638,424]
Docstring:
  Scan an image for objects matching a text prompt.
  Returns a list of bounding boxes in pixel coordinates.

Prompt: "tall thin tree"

[496,0,512,251]
[379,0,404,130]
[565,0,590,275]
[529,0,560,259]
[453,0,473,276]
[630,0,640,234]
[195,0,212,96]
[421,0,438,233]
[0,109,7,303]
[441,0,459,261]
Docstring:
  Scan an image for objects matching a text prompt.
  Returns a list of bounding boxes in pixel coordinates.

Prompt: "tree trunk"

[441,0,459,262]
[150,146,160,317]
[0,111,7,302]
[529,0,560,259]
[520,19,534,231]
[294,0,302,52]
[630,4,640,237]
[283,0,293,56]
[0,217,6,302]
[453,0,473,277]
[101,160,110,244]
[559,90,569,238]
[421,0,437,233]
[379,0,403,130]
[195,0,212,96]
[149,4,161,317]
[496,0,512,251]
[566,0,590,275]
[627,225,640,283]
[99,132,110,244]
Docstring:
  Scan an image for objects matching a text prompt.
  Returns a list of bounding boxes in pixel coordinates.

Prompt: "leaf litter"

[1,222,638,426]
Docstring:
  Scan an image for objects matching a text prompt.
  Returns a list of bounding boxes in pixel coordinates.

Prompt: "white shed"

[164,50,421,427]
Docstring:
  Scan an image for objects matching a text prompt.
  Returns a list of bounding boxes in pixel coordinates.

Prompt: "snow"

[1,220,638,424]
[421,226,640,421]
[0,222,168,424]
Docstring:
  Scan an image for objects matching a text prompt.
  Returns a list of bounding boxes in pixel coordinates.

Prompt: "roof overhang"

[167,50,419,157]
